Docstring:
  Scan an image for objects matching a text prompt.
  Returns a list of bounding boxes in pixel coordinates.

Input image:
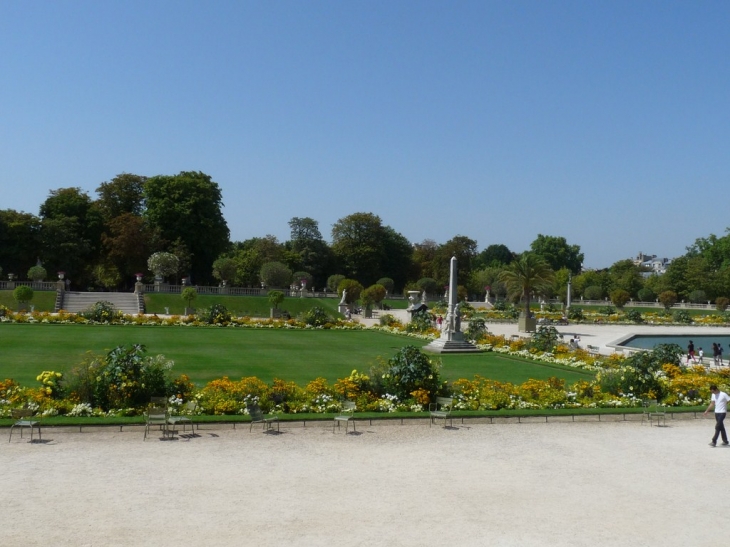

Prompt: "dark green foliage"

[267,290,285,310]
[493,300,507,311]
[12,285,34,304]
[717,297,730,312]
[624,309,643,323]
[81,301,121,323]
[197,303,231,324]
[567,307,584,321]
[672,310,692,324]
[583,285,603,300]
[529,325,560,352]
[610,289,630,309]
[637,288,656,302]
[598,306,615,315]
[327,274,346,293]
[181,287,198,307]
[89,344,173,411]
[599,344,681,399]
[379,313,400,327]
[416,277,439,294]
[406,310,433,333]
[688,290,707,304]
[144,171,230,285]
[370,346,442,401]
[464,317,488,342]
[302,306,330,327]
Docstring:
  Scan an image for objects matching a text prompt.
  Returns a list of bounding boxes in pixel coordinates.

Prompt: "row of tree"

[3,171,730,304]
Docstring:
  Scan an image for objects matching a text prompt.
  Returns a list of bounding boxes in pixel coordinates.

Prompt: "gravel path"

[2,417,725,546]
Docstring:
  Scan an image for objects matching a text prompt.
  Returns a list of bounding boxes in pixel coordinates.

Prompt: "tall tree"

[529,234,584,274]
[144,171,230,285]
[95,173,147,222]
[433,235,478,285]
[475,244,514,268]
[380,226,414,292]
[287,217,332,288]
[331,212,385,286]
[0,209,41,278]
[412,239,439,280]
[101,213,161,285]
[608,259,644,297]
[39,188,103,284]
[498,253,555,317]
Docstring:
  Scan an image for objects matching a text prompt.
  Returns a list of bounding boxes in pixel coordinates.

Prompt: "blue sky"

[1,1,728,269]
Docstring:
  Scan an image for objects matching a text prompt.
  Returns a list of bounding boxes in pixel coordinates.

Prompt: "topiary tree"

[13,285,34,309]
[688,290,707,304]
[337,279,363,305]
[212,257,237,284]
[181,287,198,312]
[637,288,656,302]
[610,289,631,310]
[327,274,346,293]
[716,297,730,312]
[27,265,47,282]
[416,277,439,295]
[260,261,292,288]
[361,284,387,310]
[583,285,603,300]
[268,290,285,310]
[376,277,394,295]
[147,252,179,281]
[658,290,678,311]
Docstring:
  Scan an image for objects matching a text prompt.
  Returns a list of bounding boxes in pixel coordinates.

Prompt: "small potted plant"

[181,287,198,315]
[13,285,34,312]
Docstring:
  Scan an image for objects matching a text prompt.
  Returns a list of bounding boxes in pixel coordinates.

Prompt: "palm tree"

[498,253,555,320]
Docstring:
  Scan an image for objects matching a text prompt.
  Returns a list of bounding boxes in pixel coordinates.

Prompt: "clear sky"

[1,1,728,269]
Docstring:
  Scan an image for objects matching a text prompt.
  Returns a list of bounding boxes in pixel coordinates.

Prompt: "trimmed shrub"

[81,301,120,323]
[302,306,330,327]
[197,303,231,324]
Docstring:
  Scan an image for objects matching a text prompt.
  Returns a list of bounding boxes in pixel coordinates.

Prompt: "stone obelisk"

[423,256,480,353]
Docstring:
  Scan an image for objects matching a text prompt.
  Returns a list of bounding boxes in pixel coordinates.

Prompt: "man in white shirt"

[704,384,729,447]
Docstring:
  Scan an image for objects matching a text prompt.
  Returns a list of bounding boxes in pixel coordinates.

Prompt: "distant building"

[633,252,672,276]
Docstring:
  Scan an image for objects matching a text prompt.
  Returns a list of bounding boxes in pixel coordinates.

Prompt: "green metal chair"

[9,409,41,443]
[248,404,279,433]
[168,401,198,433]
[333,401,356,434]
[429,397,454,428]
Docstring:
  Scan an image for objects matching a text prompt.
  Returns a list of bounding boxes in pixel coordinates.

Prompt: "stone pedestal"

[134,281,144,294]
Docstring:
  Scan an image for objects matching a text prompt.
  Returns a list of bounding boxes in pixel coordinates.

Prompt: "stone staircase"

[58,291,144,315]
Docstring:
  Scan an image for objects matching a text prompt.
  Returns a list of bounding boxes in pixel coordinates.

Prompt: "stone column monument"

[424,256,480,354]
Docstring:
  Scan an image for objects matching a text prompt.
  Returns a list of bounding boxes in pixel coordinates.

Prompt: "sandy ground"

[3,416,728,547]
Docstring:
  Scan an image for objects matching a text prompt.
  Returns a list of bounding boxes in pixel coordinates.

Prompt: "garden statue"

[339,289,347,305]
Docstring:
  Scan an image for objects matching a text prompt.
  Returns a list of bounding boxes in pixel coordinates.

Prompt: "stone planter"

[518,314,537,333]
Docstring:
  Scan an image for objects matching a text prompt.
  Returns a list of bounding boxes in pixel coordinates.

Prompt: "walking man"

[704,384,729,447]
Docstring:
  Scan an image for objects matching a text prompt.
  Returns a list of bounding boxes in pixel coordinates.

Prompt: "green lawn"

[0,324,593,387]
[0,290,56,312]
